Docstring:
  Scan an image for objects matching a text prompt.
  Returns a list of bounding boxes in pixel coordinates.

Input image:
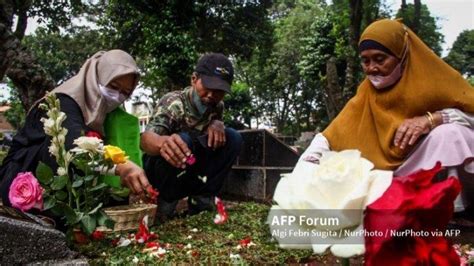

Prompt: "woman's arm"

[440,108,474,128]
[298,133,330,164]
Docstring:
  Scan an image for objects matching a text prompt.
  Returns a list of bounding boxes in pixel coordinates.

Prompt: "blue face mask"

[192,88,208,115]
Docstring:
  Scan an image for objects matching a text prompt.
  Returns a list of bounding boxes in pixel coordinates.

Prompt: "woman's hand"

[394,116,431,150]
[116,160,150,194]
[206,119,226,149]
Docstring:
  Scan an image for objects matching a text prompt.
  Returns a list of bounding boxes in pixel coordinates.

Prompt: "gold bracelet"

[425,111,435,130]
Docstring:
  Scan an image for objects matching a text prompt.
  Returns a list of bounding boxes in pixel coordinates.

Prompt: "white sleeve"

[298,133,330,164]
[440,108,474,128]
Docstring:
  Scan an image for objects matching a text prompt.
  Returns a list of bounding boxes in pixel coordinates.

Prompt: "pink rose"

[186,154,196,165]
[9,172,44,212]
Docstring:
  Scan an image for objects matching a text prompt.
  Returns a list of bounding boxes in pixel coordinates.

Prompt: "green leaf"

[72,179,84,188]
[87,203,103,215]
[110,187,130,197]
[36,162,54,185]
[54,190,68,201]
[110,194,125,202]
[80,215,96,235]
[97,210,115,229]
[50,175,68,190]
[63,205,79,225]
[84,175,95,182]
[42,196,56,211]
[89,182,108,192]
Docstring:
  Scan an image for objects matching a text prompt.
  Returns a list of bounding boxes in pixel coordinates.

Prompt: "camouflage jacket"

[146,86,224,135]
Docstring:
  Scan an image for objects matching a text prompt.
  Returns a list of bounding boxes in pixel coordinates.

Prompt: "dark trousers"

[143,128,242,203]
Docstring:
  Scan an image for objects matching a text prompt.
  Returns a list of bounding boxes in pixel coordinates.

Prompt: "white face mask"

[99,84,128,112]
[367,62,403,89]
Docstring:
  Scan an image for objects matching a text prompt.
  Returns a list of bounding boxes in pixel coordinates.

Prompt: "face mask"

[99,84,128,112]
[192,88,208,115]
[367,62,403,89]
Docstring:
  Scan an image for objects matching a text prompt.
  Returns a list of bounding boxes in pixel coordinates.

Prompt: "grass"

[77,201,361,264]
[75,201,472,264]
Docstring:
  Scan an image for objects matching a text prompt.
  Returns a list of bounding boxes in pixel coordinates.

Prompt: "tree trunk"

[344,0,363,99]
[0,0,17,80]
[6,47,55,111]
[0,0,55,111]
[413,0,421,34]
[325,57,344,120]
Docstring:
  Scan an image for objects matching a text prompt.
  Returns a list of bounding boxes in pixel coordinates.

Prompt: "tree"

[23,26,111,84]
[102,0,274,94]
[444,30,474,77]
[0,0,91,110]
[396,3,444,55]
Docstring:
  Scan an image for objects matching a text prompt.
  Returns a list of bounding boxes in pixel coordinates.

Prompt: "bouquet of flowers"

[8,93,129,236]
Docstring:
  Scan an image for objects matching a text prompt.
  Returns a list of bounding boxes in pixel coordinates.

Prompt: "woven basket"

[101,204,157,232]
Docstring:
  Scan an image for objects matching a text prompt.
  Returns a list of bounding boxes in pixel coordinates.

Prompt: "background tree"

[444,29,474,78]
[395,2,443,55]
[0,0,90,110]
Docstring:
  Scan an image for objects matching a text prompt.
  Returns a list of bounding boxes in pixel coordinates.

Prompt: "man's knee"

[177,132,193,149]
[225,128,243,151]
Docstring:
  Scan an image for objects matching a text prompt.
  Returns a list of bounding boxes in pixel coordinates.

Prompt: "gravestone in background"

[222,129,300,201]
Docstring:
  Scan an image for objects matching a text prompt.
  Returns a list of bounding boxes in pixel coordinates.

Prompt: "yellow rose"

[103,145,128,164]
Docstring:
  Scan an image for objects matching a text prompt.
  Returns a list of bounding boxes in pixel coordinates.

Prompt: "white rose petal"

[269,149,393,258]
[73,136,103,152]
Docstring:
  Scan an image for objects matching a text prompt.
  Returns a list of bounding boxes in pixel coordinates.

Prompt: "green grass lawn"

[77,201,363,264]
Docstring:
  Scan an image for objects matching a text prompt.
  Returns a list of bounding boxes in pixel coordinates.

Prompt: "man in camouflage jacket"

[141,53,242,219]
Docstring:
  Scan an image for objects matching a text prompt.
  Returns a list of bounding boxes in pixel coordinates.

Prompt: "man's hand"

[159,134,191,168]
[394,116,431,150]
[116,160,150,194]
[207,120,226,149]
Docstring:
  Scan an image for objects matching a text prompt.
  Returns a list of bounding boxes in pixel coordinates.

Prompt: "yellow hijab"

[52,50,139,134]
[323,19,474,170]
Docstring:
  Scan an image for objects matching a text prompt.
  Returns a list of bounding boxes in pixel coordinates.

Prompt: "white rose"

[269,150,392,258]
[73,136,103,152]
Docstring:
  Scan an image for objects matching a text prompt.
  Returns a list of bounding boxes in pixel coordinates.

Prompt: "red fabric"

[364,162,461,266]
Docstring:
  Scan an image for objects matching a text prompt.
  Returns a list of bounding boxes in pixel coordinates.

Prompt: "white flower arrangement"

[269,150,392,258]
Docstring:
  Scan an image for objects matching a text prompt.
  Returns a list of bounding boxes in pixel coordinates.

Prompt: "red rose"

[364,162,461,266]
[91,230,105,240]
[86,131,102,139]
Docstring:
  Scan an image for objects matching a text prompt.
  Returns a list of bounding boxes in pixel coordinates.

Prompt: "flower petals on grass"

[214,197,228,224]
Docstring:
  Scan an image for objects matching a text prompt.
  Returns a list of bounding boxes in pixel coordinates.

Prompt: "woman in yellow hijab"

[300,19,474,214]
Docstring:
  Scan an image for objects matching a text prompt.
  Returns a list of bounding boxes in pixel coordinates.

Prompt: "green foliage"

[22,26,111,84]
[3,82,26,129]
[395,3,444,55]
[222,82,254,129]
[444,30,474,77]
[100,0,273,94]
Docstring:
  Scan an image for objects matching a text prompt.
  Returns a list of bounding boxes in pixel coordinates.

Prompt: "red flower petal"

[91,230,105,241]
[186,154,196,165]
[86,131,102,139]
[364,162,461,266]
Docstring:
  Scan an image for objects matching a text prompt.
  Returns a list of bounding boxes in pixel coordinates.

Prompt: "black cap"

[194,53,234,93]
